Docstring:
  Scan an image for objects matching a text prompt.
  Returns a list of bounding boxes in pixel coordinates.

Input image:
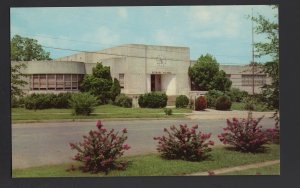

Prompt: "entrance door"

[151,74,161,92]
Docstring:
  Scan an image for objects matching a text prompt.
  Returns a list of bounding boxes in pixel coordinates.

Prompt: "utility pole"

[251,8,255,95]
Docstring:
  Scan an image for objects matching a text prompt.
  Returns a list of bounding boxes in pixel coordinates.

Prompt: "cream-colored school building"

[11,44,270,99]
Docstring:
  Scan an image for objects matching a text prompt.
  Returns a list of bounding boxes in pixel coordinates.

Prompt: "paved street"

[12,118,276,169]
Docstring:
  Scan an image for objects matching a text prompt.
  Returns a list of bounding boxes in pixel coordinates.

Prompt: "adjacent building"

[11,44,271,99]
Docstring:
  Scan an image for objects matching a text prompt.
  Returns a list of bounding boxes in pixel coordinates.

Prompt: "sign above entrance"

[152,71,172,74]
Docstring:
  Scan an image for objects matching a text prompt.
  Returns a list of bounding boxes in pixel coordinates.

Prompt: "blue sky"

[10,6,278,64]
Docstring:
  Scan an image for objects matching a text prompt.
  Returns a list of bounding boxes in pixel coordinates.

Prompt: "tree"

[80,63,113,104]
[11,35,51,61]
[11,63,27,98]
[188,54,232,91]
[11,35,52,105]
[110,78,121,102]
[252,5,279,109]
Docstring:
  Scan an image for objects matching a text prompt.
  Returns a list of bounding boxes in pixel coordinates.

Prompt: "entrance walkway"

[187,160,280,176]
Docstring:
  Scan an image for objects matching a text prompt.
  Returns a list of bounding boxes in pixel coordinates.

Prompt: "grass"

[12,144,279,177]
[220,163,280,175]
[11,104,192,122]
[231,102,270,112]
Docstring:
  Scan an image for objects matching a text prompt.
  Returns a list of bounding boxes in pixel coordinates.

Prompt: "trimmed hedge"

[138,92,168,108]
[24,93,73,110]
[215,95,232,110]
[114,94,132,108]
[205,89,224,108]
[227,88,248,102]
[175,95,189,108]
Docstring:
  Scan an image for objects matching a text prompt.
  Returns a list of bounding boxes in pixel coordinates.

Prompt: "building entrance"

[151,74,161,91]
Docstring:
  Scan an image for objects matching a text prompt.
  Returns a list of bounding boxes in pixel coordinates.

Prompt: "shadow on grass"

[66,160,134,175]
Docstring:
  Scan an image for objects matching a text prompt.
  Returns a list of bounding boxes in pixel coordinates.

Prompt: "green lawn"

[12,144,279,177]
[220,163,280,175]
[11,104,192,122]
[231,102,269,112]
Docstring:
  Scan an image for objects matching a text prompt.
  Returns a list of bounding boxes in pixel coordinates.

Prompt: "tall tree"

[11,35,52,104]
[11,63,27,97]
[11,35,52,61]
[80,63,113,104]
[188,54,232,91]
[252,5,279,109]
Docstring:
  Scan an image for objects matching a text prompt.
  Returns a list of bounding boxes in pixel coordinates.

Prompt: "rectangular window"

[32,75,39,90]
[47,74,55,89]
[39,74,47,89]
[119,73,124,88]
[242,74,266,86]
[56,74,64,89]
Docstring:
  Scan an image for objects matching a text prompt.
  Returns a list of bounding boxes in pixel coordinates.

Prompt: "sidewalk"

[187,160,280,176]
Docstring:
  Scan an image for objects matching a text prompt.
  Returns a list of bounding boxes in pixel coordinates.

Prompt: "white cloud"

[187,6,248,39]
[117,7,128,20]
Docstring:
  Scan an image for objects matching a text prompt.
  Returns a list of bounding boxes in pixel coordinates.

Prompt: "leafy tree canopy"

[189,54,231,92]
[80,63,113,104]
[11,35,51,61]
[11,63,27,97]
[252,5,279,109]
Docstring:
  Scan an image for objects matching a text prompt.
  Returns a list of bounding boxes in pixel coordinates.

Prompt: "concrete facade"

[12,44,270,96]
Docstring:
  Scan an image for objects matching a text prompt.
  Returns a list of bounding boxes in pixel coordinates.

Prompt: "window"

[29,74,84,91]
[242,74,266,86]
[47,75,55,90]
[56,74,64,89]
[119,73,125,88]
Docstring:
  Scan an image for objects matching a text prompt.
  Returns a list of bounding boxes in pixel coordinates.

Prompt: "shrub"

[205,89,224,108]
[69,120,130,174]
[11,96,25,108]
[215,95,232,110]
[218,115,270,152]
[69,92,98,116]
[54,92,73,108]
[24,93,57,110]
[114,94,132,108]
[154,124,214,161]
[175,95,189,108]
[23,93,73,109]
[227,88,248,102]
[164,108,172,115]
[195,96,207,111]
[138,92,168,108]
[244,99,256,111]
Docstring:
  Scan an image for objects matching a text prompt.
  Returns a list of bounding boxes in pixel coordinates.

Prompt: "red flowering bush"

[218,116,270,152]
[69,120,130,174]
[154,124,214,161]
[195,96,207,111]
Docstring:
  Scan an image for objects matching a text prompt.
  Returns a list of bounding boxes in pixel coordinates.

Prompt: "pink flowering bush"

[69,120,130,174]
[266,124,280,144]
[153,124,214,161]
[218,116,271,152]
